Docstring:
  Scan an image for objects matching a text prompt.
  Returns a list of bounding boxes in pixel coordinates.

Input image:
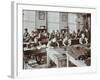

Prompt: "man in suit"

[23,28,30,42]
[79,33,88,45]
[47,37,59,48]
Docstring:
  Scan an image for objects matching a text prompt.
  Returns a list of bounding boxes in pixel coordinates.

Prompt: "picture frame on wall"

[11,1,97,78]
[39,11,45,20]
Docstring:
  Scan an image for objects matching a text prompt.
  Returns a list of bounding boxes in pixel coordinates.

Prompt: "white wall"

[23,10,36,34]
[47,11,60,33]
[59,12,68,30]
[23,10,47,33]
[23,11,85,34]
[68,13,77,33]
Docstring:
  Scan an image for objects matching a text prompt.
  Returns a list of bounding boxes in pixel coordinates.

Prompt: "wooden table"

[46,48,67,68]
[66,44,90,67]
[23,47,47,64]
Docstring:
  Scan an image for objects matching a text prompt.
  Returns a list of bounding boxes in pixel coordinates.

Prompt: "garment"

[33,42,39,47]
[84,30,90,43]
[50,41,58,47]
[80,38,87,44]
[64,40,69,46]
[23,32,30,42]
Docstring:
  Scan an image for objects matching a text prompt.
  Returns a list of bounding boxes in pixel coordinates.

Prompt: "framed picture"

[11,1,97,78]
[39,11,45,20]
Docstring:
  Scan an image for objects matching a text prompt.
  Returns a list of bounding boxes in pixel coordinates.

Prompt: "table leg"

[67,55,69,67]
[47,55,50,67]
[57,61,59,68]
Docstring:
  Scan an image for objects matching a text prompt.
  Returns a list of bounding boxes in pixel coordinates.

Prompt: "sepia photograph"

[23,10,91,69]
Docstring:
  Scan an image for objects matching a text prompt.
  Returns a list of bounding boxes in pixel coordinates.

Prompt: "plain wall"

[23,11,85,33]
